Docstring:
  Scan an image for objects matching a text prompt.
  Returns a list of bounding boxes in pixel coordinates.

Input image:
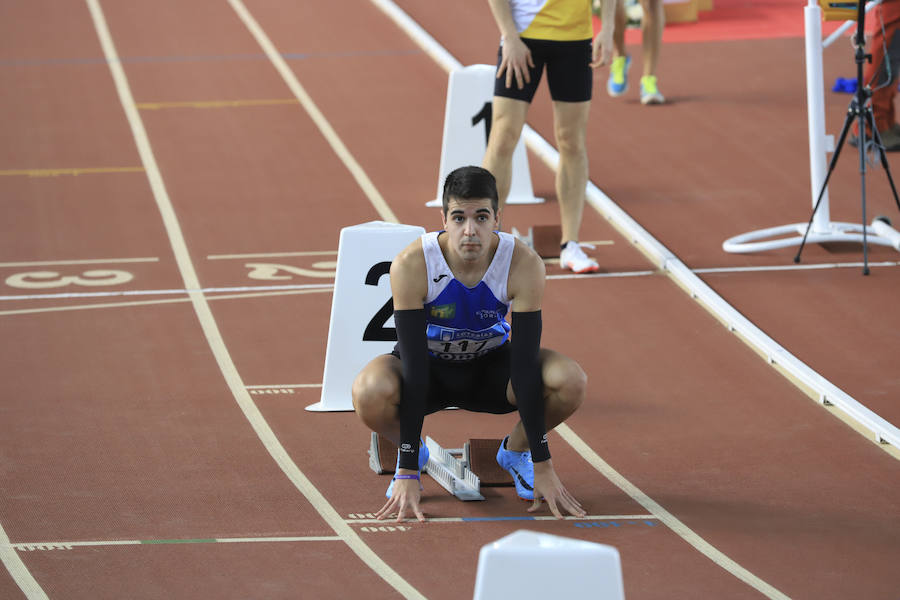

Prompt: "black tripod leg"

[860,108,871,275]
[869,114,900,213]
[795,103,856,263]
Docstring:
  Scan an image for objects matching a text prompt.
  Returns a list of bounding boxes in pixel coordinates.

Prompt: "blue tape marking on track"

[461,517,536,522]
[575,520,658,528]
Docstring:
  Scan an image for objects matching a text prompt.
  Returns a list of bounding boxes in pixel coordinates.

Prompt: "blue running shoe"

[385,440,429,498]
[495,436,535,500]
[607,55,631,97]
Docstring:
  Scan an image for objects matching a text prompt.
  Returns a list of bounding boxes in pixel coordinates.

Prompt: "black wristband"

[394,309,428,470]
[511,310,550,463]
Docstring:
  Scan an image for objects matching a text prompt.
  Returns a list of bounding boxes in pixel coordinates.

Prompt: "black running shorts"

[493,38,593,103]
[391,344,517,415]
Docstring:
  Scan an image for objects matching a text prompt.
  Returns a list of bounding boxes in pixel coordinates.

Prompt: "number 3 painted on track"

[5,270,134,289]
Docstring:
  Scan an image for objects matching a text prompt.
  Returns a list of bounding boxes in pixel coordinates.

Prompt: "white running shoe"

[559,241,599,273]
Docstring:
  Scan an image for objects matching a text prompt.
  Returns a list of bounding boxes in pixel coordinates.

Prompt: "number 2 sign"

[308,221,426,412]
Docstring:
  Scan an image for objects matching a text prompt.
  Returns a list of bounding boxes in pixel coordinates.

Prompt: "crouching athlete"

[352,165,588,522]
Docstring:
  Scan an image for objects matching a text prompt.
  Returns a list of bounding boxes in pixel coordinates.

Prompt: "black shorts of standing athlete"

[494,38,593,103]
[390,344,516,415]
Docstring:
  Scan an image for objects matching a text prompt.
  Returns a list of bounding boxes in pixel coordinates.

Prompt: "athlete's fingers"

[563,488,583,510]
[375,497,396,521]
[562,493,586,517]
[527,497,542,513]
[497,56,509,83]
[515,65,526,89]
[545,496,564,519]
[395,497,410,522]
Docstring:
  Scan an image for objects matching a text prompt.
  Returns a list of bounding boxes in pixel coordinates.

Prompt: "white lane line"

[0,283,333,301]
[0,522,48,600]
[557,424,790,600]
[345,515,657,524]
[86,2,422,599]
[13,259,894,303]
[545,270,657,280]
[694,261,900,274]
[0,288,331,317]
[0,257,159,267]
[208,251,338,259]
[8,536,342,551]
[227,0,397,224]
[246,384,323,389]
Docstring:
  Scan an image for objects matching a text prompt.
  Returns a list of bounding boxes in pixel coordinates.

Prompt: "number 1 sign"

[426,64,543,207]
[308,221,426,412]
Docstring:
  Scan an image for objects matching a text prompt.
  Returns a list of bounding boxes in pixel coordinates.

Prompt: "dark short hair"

[441,166,499,216]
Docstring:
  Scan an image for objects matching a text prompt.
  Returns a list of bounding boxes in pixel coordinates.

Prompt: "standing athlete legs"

[552,100,591,247]
[482,96,531,219]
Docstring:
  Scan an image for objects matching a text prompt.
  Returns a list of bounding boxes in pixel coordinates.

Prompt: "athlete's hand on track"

[530,460,586,519]
[497,35,534,90]
[590,25,614,68]
[375,475,426,523]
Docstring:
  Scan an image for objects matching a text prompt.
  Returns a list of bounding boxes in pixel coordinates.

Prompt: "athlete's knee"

[554,123,587,157]
[487,122,522,157]
[351,368,399,423]
[552,361,587,414]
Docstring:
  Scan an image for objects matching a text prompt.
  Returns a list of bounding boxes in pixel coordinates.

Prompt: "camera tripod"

[795,0,900,274]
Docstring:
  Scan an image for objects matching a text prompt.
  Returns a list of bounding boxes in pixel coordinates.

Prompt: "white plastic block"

[473,530,625,600]
[428,64,542,207]
[308,221,425,411]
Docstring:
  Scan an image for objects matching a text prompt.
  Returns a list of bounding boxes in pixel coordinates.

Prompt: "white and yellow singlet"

[509,0,593,41]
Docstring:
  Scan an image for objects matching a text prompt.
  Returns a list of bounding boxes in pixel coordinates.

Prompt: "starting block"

[464,439,512,486]
[368,432,400,475]
[424,436,483,501]
[367,434,513,500]
[510,225,563,259]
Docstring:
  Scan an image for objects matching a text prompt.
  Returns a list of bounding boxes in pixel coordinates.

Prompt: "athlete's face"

[442,197,498,262]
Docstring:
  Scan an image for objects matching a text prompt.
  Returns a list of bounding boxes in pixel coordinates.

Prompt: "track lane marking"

[0,288,331,317]
[346,514,657,524]
[7,516,657,553]
[0,167,144,177]
[84,2,423,599]
[0,258,158,267]
[208,250,338,259]
[0,283,333,301]
[136,98,299,110]
[9,536,342,551]
[246,384,322,389]
[227,0,397,224]
[0,522,48,600]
